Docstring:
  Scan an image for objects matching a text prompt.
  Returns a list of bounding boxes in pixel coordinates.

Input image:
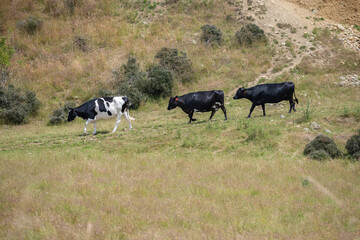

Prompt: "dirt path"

[229,0,359,95]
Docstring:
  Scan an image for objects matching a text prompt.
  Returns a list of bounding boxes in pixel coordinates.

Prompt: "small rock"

[310,122,321,130]
[281,115,285,118]
[304,128,310,132]
[337,24,345,31]
[325,129,331,133]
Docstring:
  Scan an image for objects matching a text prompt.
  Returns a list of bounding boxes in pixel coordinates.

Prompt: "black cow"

[67,96,135,134]
[233,82,298,118]
[167,90,227,123]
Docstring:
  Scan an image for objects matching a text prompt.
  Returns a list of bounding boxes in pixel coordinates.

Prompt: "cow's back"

[185,90,224,112]
[250,82,294,104]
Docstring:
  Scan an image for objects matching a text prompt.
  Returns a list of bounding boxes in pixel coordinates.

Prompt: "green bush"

[235,24,267,46]
[0,85,41,125]
[113,56,148,109]
[345,130,360,160]
[146,65,173,98]
[304,135,342,160]
[48,102,76,125]
[155,47,195,83]
[16,16,43,35]
[200,24,223,45]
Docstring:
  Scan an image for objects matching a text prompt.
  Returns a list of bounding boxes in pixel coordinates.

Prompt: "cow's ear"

[175,96,178,101]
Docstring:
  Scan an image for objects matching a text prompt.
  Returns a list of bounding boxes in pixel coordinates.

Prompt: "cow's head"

[233,87,246,100]
[67,108,77,122]
[167,96,179,110]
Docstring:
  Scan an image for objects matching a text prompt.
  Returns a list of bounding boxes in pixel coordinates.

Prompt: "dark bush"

[345,130,360,160]
[155,47,195,83]
[200,24,223,45]
[146,65,173,98]
[0,85,41,125]
[235,23,267,46]
[16,17,43,35]
[113,56,148,109]
[48,102,76,125]
[303,135,342,160]
[74,36,88,52]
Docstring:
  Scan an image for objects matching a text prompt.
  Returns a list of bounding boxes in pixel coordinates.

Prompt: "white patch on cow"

[83,96,135,134]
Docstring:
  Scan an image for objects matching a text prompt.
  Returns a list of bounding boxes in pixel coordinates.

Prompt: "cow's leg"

[289,100,293,113]
[209,109,216,121]
[261,104,266,116]
[220,105,227,120]
[124,109,133,130]
[93,122,97,135]
[248,103,256,118]
[112,113,123,133]
[188,110,196,123]
[292,100,297,112]
[84,119,93,134]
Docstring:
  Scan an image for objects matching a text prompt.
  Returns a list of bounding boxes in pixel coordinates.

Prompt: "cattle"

[233,82,298,118]
[167,90,227,123]
[67,96,135,134]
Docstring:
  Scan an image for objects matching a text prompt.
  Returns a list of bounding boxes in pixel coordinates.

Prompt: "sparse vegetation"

[277,22,292,29]
[16,16,43,35]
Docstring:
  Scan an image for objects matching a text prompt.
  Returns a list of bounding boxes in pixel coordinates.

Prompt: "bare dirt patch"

[285,0,360,25]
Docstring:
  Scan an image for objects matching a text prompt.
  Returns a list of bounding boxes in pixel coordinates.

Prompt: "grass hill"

[1,0,360,239]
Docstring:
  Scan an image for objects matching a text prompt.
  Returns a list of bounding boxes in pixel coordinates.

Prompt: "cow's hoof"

[192,118,197,121]
[224,118,227,121]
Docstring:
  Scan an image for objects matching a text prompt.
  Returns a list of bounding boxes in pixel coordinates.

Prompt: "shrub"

[145,65,173,98]
[113,56,148,109]
[345,130,360,160]
[303,135,342,160]
[48,102,76,125]
[235,23,267,46]
[16,16,43,35]
[155,47,195,83]
[74,36,88,52]
[200,24,223,45]
[0,85,41,125]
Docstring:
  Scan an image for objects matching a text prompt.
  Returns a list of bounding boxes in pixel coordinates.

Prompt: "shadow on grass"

[77,130,110,137]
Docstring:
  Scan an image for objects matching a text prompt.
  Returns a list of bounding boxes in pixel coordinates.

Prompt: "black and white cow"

[167,90,227,123]
[67,96,135,134]
[233,82,299,118]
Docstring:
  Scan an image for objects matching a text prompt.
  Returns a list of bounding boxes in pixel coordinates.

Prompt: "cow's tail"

[123,96,135,120]
[127,109,135,121]
[293,88,299,104]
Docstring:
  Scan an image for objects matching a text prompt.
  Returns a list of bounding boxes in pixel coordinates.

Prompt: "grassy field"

[1,77,360,239]
[1,0,360,239]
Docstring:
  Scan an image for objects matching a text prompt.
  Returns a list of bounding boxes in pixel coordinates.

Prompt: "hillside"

[1,0,360,239]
